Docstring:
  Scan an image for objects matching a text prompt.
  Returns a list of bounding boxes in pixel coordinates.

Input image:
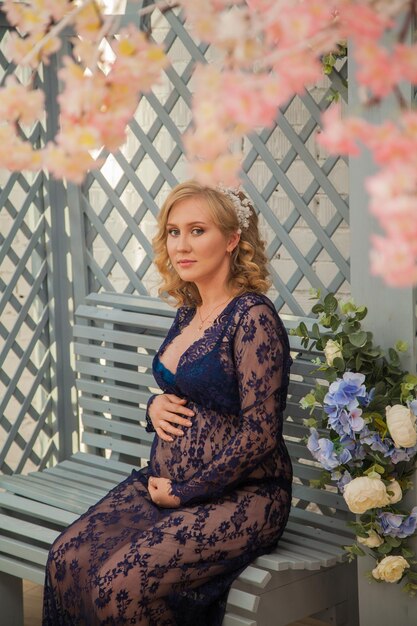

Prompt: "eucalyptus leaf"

[324,293,338,314]
[349,331,368,347]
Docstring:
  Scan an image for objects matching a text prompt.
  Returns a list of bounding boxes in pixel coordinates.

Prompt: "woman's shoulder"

[233,291,277,317]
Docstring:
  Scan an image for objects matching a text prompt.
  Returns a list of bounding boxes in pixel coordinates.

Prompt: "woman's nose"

[176,234,191,251]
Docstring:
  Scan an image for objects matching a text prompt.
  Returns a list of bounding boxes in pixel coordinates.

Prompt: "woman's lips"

[177,260,196,268]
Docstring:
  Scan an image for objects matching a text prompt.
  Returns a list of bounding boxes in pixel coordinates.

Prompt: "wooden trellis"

[0,6,349,474]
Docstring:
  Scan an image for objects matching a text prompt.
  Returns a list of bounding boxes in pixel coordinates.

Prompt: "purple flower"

[386,444,417,464]
[377,507,417,539]
[327,407,365,438]
[307,428,352,471]
[360,430,391,455]
[331,469,352,493]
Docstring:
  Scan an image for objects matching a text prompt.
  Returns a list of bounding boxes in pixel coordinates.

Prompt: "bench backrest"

[73,292,353,541]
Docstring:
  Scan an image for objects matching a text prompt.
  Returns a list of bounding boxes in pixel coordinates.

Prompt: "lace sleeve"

[170,302,291,506]
[145,394,157,433]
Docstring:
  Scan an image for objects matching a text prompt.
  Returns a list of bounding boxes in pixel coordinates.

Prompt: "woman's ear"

[227,231,240,253]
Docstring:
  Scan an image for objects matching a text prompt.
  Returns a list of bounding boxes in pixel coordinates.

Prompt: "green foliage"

[291,291,417,597]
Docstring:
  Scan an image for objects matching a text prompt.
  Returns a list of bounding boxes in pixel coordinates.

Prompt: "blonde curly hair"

[152,180,271,307]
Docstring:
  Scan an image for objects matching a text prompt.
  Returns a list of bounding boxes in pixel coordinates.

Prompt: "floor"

[23,581,327,626]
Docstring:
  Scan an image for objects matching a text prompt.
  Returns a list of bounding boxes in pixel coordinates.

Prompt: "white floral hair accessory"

[217,184,252,234]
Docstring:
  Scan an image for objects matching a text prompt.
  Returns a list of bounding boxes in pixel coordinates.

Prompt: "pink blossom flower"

[6,31,62,66]
[110,25,169,90]
[355,41,401,98]
[0,76,44,126]
[2,0,50,34]
[370,235,417,287]
[0,126,42,171]
[337,4,392,42]
[394,43,417,84]
[73,2,103,41]
[42,144,102,184]
[316,103,367,156]
[186,152,242,187]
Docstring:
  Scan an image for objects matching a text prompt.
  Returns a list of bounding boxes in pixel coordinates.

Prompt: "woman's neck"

[195,284,235,309]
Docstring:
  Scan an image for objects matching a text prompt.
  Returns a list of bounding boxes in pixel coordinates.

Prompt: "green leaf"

[355,306,368,321]
[323,293,338,315]
[402,547,415,558]
[311,303,324,315]
[349,331,368,348]
[355,353,362,370]
[389,348,400,365]
[311,323,321,340]
[332,356,345,371]
[299,322,308,338]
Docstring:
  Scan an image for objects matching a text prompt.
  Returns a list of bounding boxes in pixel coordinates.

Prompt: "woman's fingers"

[159,419,186,436]
[155,427,174,442]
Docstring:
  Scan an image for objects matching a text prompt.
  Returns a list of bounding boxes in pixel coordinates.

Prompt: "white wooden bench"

[0,292,359,626]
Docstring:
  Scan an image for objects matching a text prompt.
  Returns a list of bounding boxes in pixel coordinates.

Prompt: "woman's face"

[166,195,239,289]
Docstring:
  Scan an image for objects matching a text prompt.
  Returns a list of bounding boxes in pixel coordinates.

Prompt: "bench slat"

[0,477,89,514]
[82,432,151,459]
[82,414,153,445]
[0,536,49,567]
[70,451,137,475]
[75,342,154,368]
[227,588,259,613]
[79,395,149,423]
[0,513,59,545]
[77,379,150,405]
[73,324,163,350]
[0,554,46,586]
[43,466,119,490]
[75,361,155,387]
[0,492,78,526]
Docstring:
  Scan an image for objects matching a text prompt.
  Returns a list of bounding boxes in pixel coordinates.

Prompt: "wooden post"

[348,34,417,626]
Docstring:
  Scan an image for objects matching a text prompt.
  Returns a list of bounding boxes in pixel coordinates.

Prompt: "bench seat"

[0,292,358,626]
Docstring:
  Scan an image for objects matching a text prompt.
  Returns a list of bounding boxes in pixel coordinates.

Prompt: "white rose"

[386,404,417,448]
[357,530,384,548]
[372,555,410,583]
[343,475,389,514]
[386,479,402,504]
[323,339,343,366]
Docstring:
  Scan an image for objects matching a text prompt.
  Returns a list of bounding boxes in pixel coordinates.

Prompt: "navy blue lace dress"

[43,292,293,626]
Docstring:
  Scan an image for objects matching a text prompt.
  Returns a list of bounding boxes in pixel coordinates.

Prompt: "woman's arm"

[169,302,291,506]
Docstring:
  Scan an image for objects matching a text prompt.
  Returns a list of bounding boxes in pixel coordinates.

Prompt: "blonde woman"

[43,181,293,626]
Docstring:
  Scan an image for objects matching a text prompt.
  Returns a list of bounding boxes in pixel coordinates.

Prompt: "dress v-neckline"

[157,295,240,377]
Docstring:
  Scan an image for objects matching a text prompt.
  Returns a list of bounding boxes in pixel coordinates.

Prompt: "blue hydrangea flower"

[324,372,367,411]
[360,430,391,455]
[324,373,367,437]
[377,507,417,539]
[331,469,352,493]
[307,428,352,471]
[340,434,367,461]
[386,443,417,464]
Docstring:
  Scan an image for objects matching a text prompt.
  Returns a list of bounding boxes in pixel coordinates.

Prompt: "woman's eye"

[168,228,180,237]
[192,228,204,235]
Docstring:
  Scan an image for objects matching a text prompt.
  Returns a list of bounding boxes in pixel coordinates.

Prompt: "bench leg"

[0,571,24,626]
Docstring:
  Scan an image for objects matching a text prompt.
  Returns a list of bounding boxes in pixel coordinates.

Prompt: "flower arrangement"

[292,291,417,594]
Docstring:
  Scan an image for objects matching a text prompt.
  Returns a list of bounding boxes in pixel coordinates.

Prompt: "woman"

[43,181,293,626]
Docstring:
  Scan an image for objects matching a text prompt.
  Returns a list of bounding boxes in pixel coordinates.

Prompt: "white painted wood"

[238,565,272,589]
[227,588,260,613]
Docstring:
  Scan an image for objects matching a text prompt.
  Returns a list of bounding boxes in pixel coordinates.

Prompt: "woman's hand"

[148,476,180,508]
[148,393,194,442]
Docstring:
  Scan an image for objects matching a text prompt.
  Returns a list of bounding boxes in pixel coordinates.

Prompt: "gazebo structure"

[0,3,416,625]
